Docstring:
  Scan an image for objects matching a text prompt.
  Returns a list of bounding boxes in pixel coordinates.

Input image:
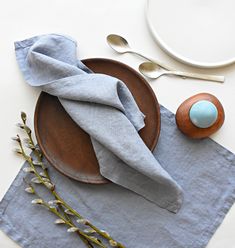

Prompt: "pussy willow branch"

[24,178,94,248]
[18,137,103,248]
[14,112,125,248]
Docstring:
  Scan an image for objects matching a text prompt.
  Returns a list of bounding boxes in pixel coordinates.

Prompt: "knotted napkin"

[14,34,183,213]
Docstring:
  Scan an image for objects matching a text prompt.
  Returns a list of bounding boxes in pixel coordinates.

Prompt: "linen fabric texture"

[14,34,183,213]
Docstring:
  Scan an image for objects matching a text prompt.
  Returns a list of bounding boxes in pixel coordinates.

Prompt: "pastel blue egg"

[189,100,218,128]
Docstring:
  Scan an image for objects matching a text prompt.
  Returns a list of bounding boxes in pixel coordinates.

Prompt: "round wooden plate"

[34,58,160,184]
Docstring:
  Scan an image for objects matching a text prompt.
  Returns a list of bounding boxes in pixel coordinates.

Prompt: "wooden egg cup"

[176,93,225,139]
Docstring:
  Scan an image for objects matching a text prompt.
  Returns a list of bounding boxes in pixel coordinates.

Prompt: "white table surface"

[0,0,235,247]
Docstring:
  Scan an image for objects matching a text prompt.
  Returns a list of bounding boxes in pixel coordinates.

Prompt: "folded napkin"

[14,34,183,213]
[1,106,235,248]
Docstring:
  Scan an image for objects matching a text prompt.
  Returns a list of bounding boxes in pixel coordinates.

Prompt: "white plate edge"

[145,0,235,68]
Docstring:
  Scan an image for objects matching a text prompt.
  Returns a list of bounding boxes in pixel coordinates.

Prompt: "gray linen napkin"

[0,106,235,248]
[14,34,183,213]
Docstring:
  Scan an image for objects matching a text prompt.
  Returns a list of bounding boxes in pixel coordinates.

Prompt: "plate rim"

[146,0,235,68]
[34,57,161,183]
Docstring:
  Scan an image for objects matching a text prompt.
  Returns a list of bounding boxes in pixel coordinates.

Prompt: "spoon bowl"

[106,34,131,54]
[139,62,161,79]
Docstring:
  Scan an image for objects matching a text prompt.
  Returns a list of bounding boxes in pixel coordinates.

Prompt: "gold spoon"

[106,34,171,70]
[139,62,225,83]
[107,34,225,83]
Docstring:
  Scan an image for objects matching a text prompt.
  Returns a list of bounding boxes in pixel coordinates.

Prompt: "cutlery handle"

[169,71,225,83]
[131,51,173,71]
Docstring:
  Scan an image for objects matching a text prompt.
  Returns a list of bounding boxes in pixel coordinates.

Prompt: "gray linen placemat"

[0,106,235,248]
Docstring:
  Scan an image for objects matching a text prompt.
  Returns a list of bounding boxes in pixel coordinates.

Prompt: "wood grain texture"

[34,58,160,184]
[175,93,225,139]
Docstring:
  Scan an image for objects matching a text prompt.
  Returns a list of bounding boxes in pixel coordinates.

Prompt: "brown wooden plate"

[34,58,160,184]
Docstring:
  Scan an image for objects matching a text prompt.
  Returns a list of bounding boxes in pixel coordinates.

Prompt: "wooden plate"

[34,58,160,184]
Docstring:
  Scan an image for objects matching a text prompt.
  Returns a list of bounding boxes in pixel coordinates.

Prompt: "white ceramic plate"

[146,0,235,68]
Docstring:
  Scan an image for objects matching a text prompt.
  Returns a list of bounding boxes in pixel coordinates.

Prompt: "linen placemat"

[0,106,235,248]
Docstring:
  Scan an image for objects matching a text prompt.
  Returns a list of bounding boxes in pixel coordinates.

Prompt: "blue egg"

[189,100,218,128]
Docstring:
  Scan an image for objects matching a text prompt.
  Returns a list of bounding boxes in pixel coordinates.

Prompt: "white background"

[0,0,235,247]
